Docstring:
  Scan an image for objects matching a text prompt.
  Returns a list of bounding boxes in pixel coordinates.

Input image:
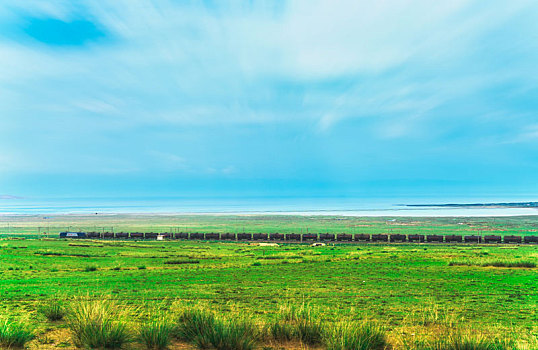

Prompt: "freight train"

[59,231,538,243]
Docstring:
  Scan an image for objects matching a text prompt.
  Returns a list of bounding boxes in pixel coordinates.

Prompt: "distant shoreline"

[406,201,538,208]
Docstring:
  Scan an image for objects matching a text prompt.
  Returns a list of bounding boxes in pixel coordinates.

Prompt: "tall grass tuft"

[175,306,216,348]
[266,302,324,346]
[409,331,516,350]
[68,298,131,349]
[0,319,35,349]
[209,316,259,350]
[38,299,66,321]
[175,306,259,350]
[138,317,175,350]
[325,321,387,350]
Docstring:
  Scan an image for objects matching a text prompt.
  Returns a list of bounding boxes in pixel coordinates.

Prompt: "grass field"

[0,215,537,349]
[3,214,538,237]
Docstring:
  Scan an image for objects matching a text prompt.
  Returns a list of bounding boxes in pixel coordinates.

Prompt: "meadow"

[0,215,537,349]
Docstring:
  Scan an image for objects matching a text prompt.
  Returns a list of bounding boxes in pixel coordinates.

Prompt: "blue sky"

[1,1,538,201]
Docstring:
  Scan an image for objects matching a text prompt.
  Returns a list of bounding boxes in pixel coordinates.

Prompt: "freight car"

[426,235,443,243]
[389,234,406,242]
[269,233,284,241]
[372,234,389,242]
[302,234,318,241]
[464,235,481,243]
[86,232,101,238]
[355,234,370,242]
[205,233,220,240]
[445,235,463,243]
[484,235,502,243]
[176,232,189,239]
[337,234,353,242]
[221,233,235,240]
[524,236,538,244]
[253,233,268,240]
[115,232,129,239]
[503,235,522,244]
[286,233,301,241]
[237,233,252,240]
[130,232,144,238]
[319,233,336,241]
[408,234,425,242]
[189,233,204,240]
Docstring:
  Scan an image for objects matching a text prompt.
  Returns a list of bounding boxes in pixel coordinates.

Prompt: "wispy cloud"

[1,0,538,197]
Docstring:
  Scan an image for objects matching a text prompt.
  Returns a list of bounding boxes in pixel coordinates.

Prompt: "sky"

[1,1,538,202]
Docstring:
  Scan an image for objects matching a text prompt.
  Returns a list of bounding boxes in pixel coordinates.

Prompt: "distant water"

[1,196,538,217]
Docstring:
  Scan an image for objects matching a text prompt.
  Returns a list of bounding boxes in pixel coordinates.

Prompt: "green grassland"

[0,215,537,349]
[3,214,538,236]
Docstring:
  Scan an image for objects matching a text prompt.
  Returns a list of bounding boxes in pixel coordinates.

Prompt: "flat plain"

[0,215,537,349]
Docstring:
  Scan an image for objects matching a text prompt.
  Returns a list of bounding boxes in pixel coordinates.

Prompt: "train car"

[445,235,463,243]
[176,232,189,239]
[130,232,144,239]
[337,233,353,242]
[189,233,204,240]
[86,231,101,238]
[319,233,336,241]
[464,235,481,243]
[144,232,158,239]
[426,235,443,243]
[59,231,87,238]
[269,233,284,241]
[221,233,236,240]
[523,235,538,244]
[237,233,251,240]
[389,234,406,242]
[302,234,318,241]
[115,232,129,239]
[205,233,219,240]
[253,233,268,240]
[355,234,370,242]
[484,235,502,243]
[371,234,389,242]
[103,232,114,239]
[408,234,425,242]
[503,235,522,244]
[286,233,301,241]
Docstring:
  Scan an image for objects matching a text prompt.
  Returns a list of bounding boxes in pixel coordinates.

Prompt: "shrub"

[325,321,387,350]
[68,299,131,349]
[139,318,175,350]
[84,266,98,272]
[138,266,147,270]
[38,300,66,321]
[0,319,34,348]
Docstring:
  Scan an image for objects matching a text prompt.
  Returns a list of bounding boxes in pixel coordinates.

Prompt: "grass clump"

[68,298,131,349]
[84,265,98,272]
[266,303,324,346]
[0,318,35,349]
[414,331,516,350]
[139,317,175,350]
[176,306,258,350]
[38,299,66,321]
[325,321,387,350]
[482,260,536,268]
